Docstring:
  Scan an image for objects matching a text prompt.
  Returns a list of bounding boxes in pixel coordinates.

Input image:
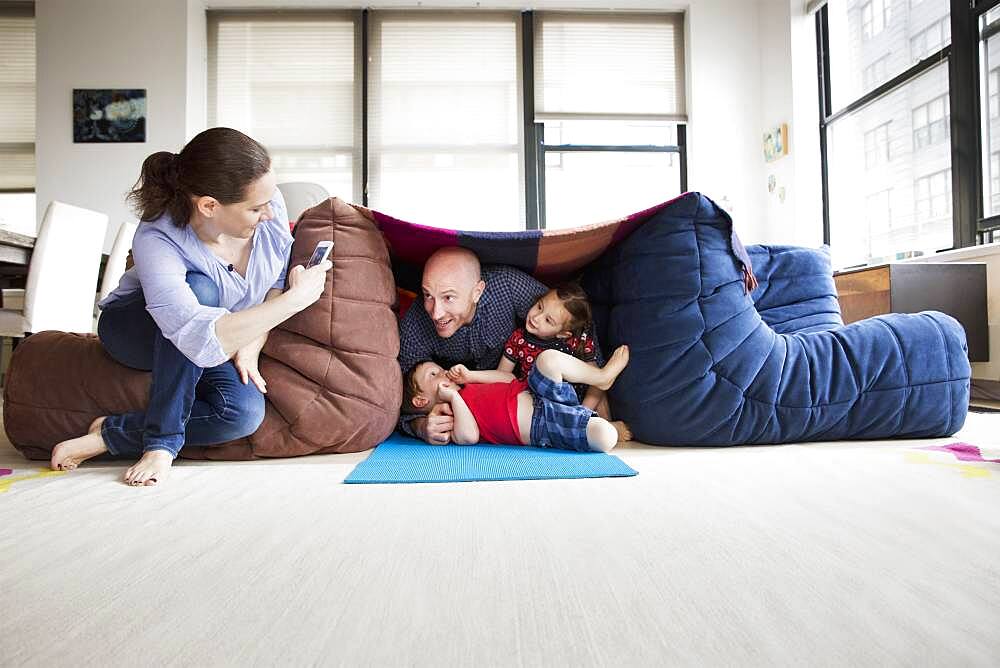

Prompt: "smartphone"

[307,240,334,268]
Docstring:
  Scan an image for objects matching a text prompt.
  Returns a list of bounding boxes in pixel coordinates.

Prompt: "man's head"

[402,361,455,414]
[421,247,485,338]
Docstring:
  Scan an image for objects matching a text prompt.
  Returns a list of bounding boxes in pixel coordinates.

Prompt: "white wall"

[35,0,205,251]
[750,0,824,248]
[685,0,765,238]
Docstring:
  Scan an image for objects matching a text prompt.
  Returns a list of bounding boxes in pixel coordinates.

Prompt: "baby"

[403,346,630,452]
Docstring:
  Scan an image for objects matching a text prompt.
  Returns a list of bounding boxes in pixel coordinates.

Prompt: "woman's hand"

[233,336,268,393]
[285,260,333,311]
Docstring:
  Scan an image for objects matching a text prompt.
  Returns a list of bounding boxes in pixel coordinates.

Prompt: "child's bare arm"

[440,388,480,444]
[448,363,515,385]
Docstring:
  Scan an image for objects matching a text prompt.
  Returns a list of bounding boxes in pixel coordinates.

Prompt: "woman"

[50,127,331,486]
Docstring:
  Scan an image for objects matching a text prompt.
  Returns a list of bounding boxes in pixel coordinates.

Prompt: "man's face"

[421,263,482,338]
[414,361,454,406]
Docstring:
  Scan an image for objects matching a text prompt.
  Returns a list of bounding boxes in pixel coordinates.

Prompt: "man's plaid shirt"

[397,264,548,437]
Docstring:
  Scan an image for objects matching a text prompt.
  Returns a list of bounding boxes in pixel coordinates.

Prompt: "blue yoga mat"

[344,433,638,484]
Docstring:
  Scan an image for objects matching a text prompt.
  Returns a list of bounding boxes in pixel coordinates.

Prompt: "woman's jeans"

[97,272,265,459]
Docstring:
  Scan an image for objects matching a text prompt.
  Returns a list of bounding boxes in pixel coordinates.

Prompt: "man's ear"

[471,279,486,304]
[194,195,220,218]
[412,394,429,409]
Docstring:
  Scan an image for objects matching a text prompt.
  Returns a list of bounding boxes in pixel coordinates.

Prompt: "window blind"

[208,11,360,201]
[367,12,524,230]
[534,12,686,121]
[0,3,35,191]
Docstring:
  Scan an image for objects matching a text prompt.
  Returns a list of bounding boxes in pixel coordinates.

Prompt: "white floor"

[2,409,1000,667]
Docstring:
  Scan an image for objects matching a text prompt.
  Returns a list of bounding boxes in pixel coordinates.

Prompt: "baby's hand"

[438,381,459,402]
[447,364,471,384]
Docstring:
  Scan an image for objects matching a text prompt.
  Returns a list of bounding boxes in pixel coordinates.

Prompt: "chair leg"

[1,335,21,389]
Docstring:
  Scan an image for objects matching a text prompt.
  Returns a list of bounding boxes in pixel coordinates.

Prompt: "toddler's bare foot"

[124,450,174,487]
[612,420,633,443]
[595,345,630,390]
[50,417,107,471]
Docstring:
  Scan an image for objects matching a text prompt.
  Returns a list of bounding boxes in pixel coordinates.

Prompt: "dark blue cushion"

[583,192,970,445]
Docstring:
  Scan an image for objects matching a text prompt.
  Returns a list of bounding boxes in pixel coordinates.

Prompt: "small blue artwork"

[73,89,146,143]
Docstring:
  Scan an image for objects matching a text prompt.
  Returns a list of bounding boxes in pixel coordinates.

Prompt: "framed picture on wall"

[72,89,146,143]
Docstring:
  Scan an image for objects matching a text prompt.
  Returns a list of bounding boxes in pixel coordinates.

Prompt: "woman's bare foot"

[125,450,174,487]
[50,417,107,471]
[595,345,630,390]
[611,420,633,443]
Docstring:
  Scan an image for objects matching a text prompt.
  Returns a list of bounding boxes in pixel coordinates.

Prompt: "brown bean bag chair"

[3,198,401,461]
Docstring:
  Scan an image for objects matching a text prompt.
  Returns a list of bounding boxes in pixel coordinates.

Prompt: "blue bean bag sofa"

[582,192,971,445]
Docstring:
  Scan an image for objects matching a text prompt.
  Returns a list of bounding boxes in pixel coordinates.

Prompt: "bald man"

[398,248,548,444]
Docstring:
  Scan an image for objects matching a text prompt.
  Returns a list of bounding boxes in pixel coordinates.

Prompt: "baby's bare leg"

[586,417,618,452]
[535,346,630,391]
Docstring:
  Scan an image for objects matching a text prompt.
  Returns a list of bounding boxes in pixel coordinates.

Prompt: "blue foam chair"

[583,192,970,445]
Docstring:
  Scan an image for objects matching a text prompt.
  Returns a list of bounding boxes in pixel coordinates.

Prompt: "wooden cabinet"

[834,263,989,362]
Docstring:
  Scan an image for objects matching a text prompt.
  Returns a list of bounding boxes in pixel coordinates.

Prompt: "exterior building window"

[910,17,950,61]
[864,122,891,168]
[912,93,950,149]
[862,0,892,40]
[863,54,891,89]
[990,68,999,120]
[914,169,952,222]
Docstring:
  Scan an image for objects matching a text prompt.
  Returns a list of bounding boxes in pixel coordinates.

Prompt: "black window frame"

[816,0,986,256]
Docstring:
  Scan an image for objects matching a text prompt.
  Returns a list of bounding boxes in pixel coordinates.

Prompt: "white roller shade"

[367,11,524,230]
[0,4,35,190]
[208,11,360,201]
[534,12,686,121]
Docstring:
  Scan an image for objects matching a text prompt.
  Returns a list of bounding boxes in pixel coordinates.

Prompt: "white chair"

[99,220,138,301]
[0,201,108,338]
[276,182,330,223]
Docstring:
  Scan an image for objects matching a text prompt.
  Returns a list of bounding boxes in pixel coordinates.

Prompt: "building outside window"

[864,122,891,168]
[863,53,891,89]
[910,17,950,61]
[912,94,950,150]
[862,0,891,40]
[914,168,952,223]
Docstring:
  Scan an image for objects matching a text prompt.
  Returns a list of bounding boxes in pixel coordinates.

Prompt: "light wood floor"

[2,408,1000,666]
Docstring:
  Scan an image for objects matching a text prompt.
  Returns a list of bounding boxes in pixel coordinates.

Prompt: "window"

[368,13,521,230]
[533,13,686,228]
[991,152,1000,213]
[863,54,891,89]
[862,0,891,40]
[865,189,894,257]
[208,12,360,203]
[910,17,950,61]
[991,68,1000,120]
[864,122,891,167]
[825,58,951,267]
[207,10,686,232]
[912,94,950,149]
[914,168,952,222]
[983,28,1000,219]
[0,3,35,230]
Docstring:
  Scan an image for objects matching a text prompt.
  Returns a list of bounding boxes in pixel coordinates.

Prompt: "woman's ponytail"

[126,151,191,224]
